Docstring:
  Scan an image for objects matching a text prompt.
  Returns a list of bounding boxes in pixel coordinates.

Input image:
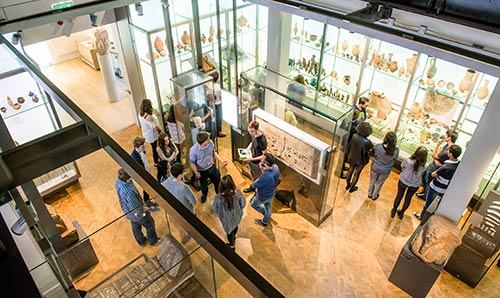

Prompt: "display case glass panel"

[239,66,353,226]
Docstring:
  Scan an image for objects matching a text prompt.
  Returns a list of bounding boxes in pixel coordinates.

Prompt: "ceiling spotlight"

[11,31,22,45]
[88,13,98,27]
[135,3,143,16]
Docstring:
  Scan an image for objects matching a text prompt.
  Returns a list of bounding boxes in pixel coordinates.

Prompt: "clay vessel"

[201,34,206,44]
[0,107,6,113]
[406,54,418,77]
[477,79,490,100]
[459,69,475,93]
[32,95,40,103]
[237,15,248,27]
[341,40,348,53]
[398,66,405,77]
[17,97,25,104]
[293,22,298,36]
[154,37,164,53]
[351,44,360,57]
[181,31,190,46]
[330,70,337,79]
[209,26,215,37]
[426,57,437,79]
[7,96,14,106]
[389,61,398,73]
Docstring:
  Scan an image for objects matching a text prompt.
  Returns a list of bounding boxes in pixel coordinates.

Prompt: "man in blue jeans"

[115,168,160,246]
[251,153,280,227]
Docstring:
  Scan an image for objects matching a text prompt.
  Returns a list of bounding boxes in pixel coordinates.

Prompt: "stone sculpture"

[411,214,461,265]
[93,28,110,56]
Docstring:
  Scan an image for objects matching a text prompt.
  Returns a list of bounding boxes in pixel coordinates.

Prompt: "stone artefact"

[411,214,461,265]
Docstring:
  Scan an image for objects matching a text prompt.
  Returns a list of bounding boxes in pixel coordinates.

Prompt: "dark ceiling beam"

[345,3,392,23]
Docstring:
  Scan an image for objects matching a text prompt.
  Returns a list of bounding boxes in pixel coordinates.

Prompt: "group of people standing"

[116,86,280,249]
[344,97,463,220]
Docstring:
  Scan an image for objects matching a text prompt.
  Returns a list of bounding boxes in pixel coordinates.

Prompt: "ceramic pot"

[341,40,348,53]
[32,95,39,103]
[398,66,405,77]
[438,80,445,88]
[208,35,213,43]
[0,107,6,113]
[446,82,455,90]
[209,26,215,37]
[477,79,490,100]
[181,31,190,46]
[7,96,13,106]
[459,69,475,93]
[331,70,337,79]
[201,34,206,44]
[426,57,437,79]
[351,44,360,57]
[13,103,21,110]
[293,22,298,36]
[237,15,248,27]
[154,36,164,53]
[406,54,418,77]
[310,34,318,42]
[343,75,351,85]
[17,97,25,104]
[389,61,398,73]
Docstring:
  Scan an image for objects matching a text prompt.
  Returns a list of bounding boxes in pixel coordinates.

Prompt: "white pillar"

[437,80,500,222]
[97,54,120,103]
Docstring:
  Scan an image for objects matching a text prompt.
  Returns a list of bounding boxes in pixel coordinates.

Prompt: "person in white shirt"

[138,99,161,165]
[209,71,225,138]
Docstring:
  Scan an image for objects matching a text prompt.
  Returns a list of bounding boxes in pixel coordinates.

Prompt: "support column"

[437,80,500,222]
[94,28,120,103]
[266,8,290,75]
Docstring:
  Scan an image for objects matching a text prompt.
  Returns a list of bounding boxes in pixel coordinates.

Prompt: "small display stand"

[389,226,446,298]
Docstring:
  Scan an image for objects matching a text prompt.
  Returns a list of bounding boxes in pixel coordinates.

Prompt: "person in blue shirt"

[115,168,159,247]
[251,153,280,227]
[190,131,228,203]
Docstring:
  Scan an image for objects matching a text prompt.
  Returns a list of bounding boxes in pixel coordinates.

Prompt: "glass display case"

[237,66,354,226]
[0,46,80,197]
[170,70,216,164]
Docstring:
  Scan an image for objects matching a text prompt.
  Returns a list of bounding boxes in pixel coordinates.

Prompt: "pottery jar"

[181,31,190,46]
[426,57,437,79]
[398,66,405,77]
[459,69,476,93]
[477,79,490,100]
[406,54,418,77]
[209,26,215,37]
[341,40,348,53]
[154,36,164,53]
[351,44,360,57]
[293,22,298,36]
[237,15,248,27]
[389,61,398,73]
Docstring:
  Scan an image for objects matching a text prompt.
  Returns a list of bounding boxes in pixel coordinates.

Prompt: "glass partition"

[238,66,353,225]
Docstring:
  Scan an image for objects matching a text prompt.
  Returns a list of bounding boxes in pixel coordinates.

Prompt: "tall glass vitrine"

[237,66,353,226]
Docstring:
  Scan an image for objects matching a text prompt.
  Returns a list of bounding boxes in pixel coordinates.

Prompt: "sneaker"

[397,211,404,220]
[390,209,396,218]
[371,195,379,201]
[415,192,425,199]
[345,184,351,190]
[201,195,207,203]
[413,212,421,220]
[243,187,255,193]
[368,194,373,199]
[254,219,268,227]
[348,186,358,193]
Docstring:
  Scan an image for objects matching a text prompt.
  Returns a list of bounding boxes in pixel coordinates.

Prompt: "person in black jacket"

[345,122,373,193]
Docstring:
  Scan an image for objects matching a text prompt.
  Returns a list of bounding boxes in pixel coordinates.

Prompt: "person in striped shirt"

[414,144,462,220]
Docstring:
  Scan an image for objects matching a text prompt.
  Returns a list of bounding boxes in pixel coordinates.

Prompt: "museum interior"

[0,0,499,297]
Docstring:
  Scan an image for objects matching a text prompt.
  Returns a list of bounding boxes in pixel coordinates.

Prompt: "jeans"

[251,194,272,225]
[199,164,221,198]
[421,186,442,215]
[368,170,390,197]
[126,211,158,245]
[150,140,159,165]
[393,180,419,215]
[345,164,366,189]
[421,163,437,195]
[215,104,223,134]
[226,226,238,246]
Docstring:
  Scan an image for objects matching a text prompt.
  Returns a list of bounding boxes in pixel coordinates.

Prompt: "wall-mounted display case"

[237,66,354,226]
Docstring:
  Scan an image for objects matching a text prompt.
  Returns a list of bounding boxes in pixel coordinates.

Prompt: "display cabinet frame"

[237,66,354,226]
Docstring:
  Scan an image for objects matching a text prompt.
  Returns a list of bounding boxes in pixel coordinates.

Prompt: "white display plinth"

[97,54,120,103]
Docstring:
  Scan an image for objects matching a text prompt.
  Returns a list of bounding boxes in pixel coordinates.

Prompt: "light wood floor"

[42,59,500,297]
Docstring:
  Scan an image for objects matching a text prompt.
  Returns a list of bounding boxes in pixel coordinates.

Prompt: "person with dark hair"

[209,71,226,138]
[212,175,246,249]
[115,169,160,246]
[416,129,458,199]
[138,99,161,165]
[162,163,197,214]
[345,122,373,193]
[166,105,185,164]
[243,120,267,193]
[251,153,280,227]
[156,132,178,181]
[130,136,159,210]
[354,97,370,123]
[391,146,428,219]
[368,131,399,200]
[414,144,462,220]
[190,131,228,203]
